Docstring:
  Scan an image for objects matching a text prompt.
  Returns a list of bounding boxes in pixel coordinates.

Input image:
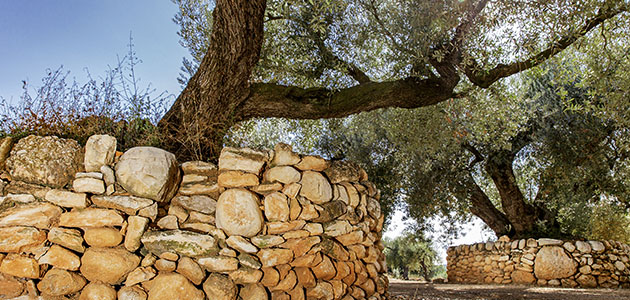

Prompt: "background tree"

[312,61,630,239]
[161,0,628,161]
[383,230,440,281]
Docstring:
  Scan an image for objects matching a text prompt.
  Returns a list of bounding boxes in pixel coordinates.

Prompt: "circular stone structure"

[215,188,263,237]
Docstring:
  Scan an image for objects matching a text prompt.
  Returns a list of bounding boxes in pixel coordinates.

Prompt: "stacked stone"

[447,237,630,289]
[0,135,388,299]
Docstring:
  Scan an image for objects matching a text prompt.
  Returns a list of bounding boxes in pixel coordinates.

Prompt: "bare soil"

[388,279,630,300]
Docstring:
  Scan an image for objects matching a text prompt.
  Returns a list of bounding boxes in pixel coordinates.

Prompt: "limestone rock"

[155,259,176,272]
[267,220,306,234]
[172,195,216,215]
[216,188,263,237]
[264,166,301,184]
[148,273,205,300]
[239,283,268,300]
[264,192,290,222]
[125,216,150,251]
[125,267,157,286]
[37,268,86,296]
[257,248,294,267]
[141,230,218,257]
[295,155,329,171]
[0,226,46,254]
[45,189,88,208]
[84,227,123,247]
[59,208,124,228]
[92,195,154,215]
[198,255,239,272]
[203,273,237,300]
[0,137,14,170]
[226,235,258,253]
[177,256,205,285]
[157,215,179,230]
[323,160,362,184]
[588,241,605,252]
[306,281,334,300]
[80,247,140,284]
[576,274,598,288]
[116,147,181,202]
[299,171,332,204]
[79,282,117,300]
[538,238,563,246]
[576,241,591,253]
[271,143,301,166]
[0,273,23,298]
[218,170,259,187]
[0,202,62,229]
[218,147,268,174]
[0,254,39,278]
[534,246,578,280]
[38,245,81,271]
[182,161,218,176]
[73,177,105,194]
[118,286,148,300]
[324,220,352,237]
[239,253,262,269]
[84,135,117,172]
[251,235,285,248]
[229,267,263,284]
[511,270,535,284]
[101,165,116,185]
[48,227,85,253]
[6,135,83,188]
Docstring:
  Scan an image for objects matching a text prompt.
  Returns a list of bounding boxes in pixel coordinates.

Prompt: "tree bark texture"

[159,0,267,160]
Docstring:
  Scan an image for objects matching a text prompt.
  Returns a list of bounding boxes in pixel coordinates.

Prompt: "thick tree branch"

[238,77,455,120]
[465,6,627,88]
[466,175,514,237]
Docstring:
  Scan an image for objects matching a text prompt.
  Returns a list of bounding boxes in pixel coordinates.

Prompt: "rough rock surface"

[37,268,87,296]
[147,273,205,300]
[534,246,578,280]
[6,135,83,188]
[216,188,263,237]
[0,202,62,229]
[80,247,140,284]
[84,134,117,172]
[115,147,181,202]
[299,171,332,204]
[203,273,237,300]
[141,230,218,257]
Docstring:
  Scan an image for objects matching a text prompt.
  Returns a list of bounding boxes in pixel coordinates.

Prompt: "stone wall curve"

[447,237,630,288]
[0,135,388,299]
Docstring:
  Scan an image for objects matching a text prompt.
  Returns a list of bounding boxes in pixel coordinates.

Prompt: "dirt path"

[388,279,630,300]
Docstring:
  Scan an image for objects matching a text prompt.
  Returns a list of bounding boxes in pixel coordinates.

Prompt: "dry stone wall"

[447,237,630,288]
[0,135,388,300]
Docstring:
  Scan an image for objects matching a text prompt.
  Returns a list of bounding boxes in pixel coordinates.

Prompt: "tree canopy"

[162,0,629,160]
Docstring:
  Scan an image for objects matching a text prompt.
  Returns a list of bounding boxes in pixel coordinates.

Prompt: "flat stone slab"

[141,230,219,257]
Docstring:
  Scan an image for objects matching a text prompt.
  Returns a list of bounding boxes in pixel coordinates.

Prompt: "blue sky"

[0,0,189,104]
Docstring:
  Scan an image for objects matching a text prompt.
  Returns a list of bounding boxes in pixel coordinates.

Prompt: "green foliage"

[0,37,172,150]
[384,230,440,280]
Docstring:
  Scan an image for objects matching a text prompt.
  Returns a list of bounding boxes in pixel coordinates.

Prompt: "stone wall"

[0,135,388,299]
[447,237,630,289]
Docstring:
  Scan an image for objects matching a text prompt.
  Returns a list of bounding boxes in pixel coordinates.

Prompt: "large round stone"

[80,247,140,284]
[116,147,181,202]
[203,273,237,300]
[6,135,83,188]
[534,246,578,280]
[216,189,263,237]
[37,269,86,297]
[299,171,332,204]
[148,273,205,300]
